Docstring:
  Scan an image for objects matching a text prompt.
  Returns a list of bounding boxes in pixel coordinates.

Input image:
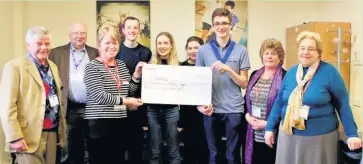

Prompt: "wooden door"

[285,23,315,70]
[317,22,351,91]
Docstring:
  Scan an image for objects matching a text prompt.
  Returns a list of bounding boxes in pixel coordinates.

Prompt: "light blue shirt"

[196,40,250,113]
[69,43,90,104]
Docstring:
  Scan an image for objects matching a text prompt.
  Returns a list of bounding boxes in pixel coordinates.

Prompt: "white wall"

[150,0,195,61]
[0,2,15,75]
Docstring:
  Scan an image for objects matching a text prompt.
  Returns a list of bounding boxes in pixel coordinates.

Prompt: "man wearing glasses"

[196,8,250,164]
[50,22,98,164]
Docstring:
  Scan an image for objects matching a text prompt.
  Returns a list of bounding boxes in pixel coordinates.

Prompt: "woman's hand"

[264,131,275,148]
[123,97,143,109]
[246,113,266,130]
[197,104,213,116]
[254,119,267,130]
[245,113,257,125]
[347,137,362,150]
[133,62,147,79]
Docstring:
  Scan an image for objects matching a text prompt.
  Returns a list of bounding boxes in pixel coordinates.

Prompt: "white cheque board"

[141,64,212,105]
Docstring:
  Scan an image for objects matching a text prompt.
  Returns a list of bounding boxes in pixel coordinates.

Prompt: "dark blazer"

[49,43,98,115]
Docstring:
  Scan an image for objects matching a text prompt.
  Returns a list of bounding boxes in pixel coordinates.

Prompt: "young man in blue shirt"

[196,8,250,164]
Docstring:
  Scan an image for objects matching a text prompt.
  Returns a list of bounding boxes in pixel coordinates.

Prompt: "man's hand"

[211,61,232,73]
[10,139,28,152]
[197,104,213,116]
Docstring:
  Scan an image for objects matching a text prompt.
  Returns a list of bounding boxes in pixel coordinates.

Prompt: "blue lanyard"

[72,50,86,70]
[210,40,235,64]
[28,54,56,95]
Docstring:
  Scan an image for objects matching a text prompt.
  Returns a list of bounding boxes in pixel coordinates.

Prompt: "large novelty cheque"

[141,64,212,105]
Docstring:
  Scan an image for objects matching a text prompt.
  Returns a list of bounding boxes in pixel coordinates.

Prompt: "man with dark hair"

[196,8,250,164]
[116,16,152,164]
[206,0,240,43]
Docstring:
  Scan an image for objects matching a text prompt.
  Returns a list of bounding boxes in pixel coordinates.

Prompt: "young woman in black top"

[179,36,209,164]
[147,32,181,164]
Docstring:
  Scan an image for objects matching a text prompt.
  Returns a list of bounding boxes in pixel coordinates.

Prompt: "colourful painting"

[195,0,248,47]
[97,1,151,48]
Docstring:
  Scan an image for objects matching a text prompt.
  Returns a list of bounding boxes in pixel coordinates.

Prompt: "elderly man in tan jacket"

[0,26,66,164]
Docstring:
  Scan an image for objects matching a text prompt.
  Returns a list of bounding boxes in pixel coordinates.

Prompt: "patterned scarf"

[244,65,283,164]
[282,60,320,135]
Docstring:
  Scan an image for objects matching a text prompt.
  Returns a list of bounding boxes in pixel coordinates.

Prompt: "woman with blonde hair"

[264,31,361,164]
[244,38,286,164]
[147,32,181,164]
[84,24,145,164]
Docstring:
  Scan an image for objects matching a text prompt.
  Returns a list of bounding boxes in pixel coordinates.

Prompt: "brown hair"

[122,16,140,28]
[259,38,285,65]
[212,8,232,23]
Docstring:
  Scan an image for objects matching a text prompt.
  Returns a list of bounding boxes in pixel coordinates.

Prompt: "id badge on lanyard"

[100,60,126,111]
[299,80,311,120]
[39,66,59,108]
[49,95,60,107]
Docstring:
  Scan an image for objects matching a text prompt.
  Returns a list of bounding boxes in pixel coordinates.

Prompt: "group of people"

[0,7,361,164]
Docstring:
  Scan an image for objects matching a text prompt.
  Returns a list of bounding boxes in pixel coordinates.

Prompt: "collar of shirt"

[213,38,232,49]
[70,43,86,53]
[28,53,49,72]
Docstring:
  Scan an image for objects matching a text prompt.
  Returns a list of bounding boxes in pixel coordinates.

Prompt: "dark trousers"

[67,111,87,164]
[251,141,276,164]
[182,109,209,164]
[87,137,126,164]
[204,113,243,164]
[126,109,146,164]
[86,118,127,164]
[147,106,181,164]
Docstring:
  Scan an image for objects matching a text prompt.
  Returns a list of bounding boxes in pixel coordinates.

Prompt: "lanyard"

[210,40,235,64]
[100,60,121,93]
[302,80,312,95]
[71,50,86,71]
[28,54,56,96]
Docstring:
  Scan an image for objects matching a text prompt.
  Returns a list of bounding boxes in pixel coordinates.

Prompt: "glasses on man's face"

[213,22,231,27]
[299,47,317,52]
[71,32,87,36]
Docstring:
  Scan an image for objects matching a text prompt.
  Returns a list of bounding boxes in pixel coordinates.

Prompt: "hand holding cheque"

[197,61,234,116]
[124,62,146,110]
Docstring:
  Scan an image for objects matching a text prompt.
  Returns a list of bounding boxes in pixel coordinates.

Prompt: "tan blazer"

[0,56,66,153]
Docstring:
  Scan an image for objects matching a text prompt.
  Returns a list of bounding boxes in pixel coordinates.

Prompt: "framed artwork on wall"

[96,0,151,48]
[195,0,248,47]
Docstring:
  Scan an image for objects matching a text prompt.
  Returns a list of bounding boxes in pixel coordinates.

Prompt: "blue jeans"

[147,106,181,164]
[204,113,243,164]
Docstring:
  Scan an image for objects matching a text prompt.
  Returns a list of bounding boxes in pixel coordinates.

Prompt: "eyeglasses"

[213,22,231,27]
[71,32,87,36]
[299,47,317,52]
